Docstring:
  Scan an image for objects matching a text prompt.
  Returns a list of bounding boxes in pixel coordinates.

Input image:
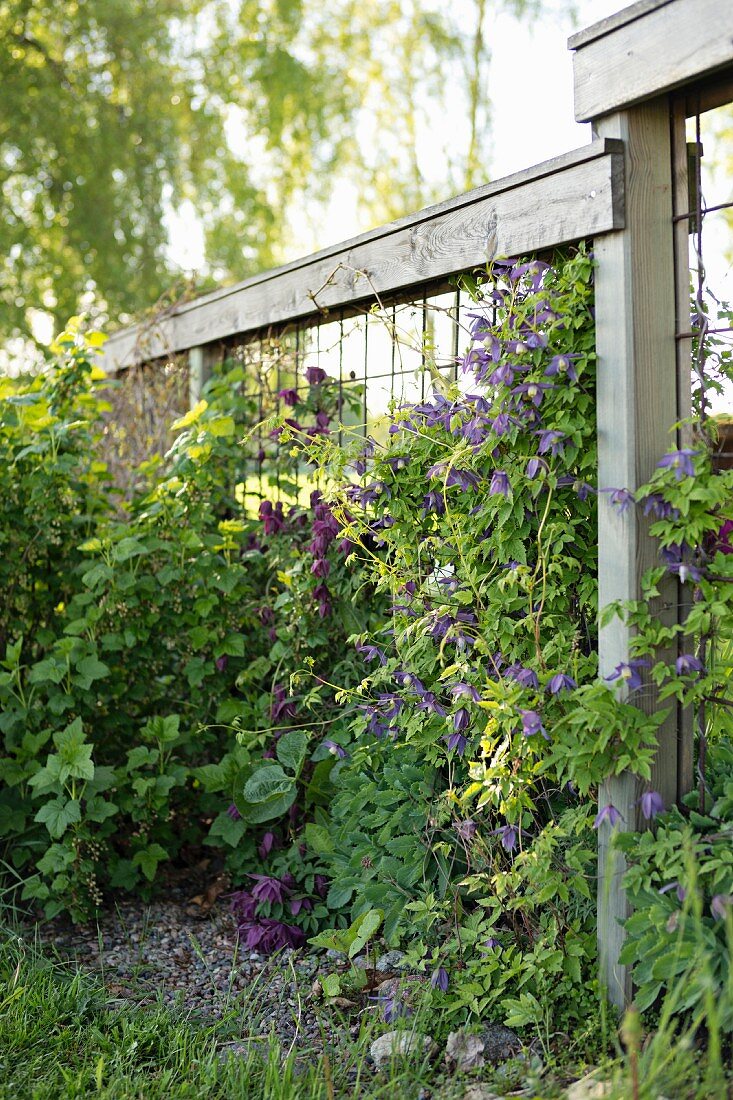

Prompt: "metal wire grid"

[226,284,476,510]
[670,80,733,805]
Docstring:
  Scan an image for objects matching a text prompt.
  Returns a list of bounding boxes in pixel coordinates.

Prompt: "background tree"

[0,0,537,350]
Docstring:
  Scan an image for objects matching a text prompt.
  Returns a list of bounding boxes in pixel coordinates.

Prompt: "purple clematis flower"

[226,803,242,821]
[659,881,687,903]
[544,354,579,382]
[395,671,426,694]
[489,470,511,498]
[546,673,577,695]
[431,967,449,992]
[277,388,299,406]
[454,819,478,842]
[504,663,540,690]
[422,490,446,515]
[305,366,327,385]
[322,739,347,759]
[520,709,548,739]
[642,493,679,520]
[417,692,447,716]
[640,790,664,820]
[603,487,635,515]
[594,804,623,829]
[494,824,518,851]
[711,895,733,920]
[453,707,471,732]
[656,449,699,481]
[676,654,704,675]
[526,457,547,479]
[258,831,275,859]
[444,731,467,755]
[249,874,290,905]
[450,682,481,702]
[511,381,554,407]
[606,659,649,691]
[537,429,565,456]
[216,655,229,673]
[355,640,387,665]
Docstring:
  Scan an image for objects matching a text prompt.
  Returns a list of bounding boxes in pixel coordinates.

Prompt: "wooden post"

[189,344,221,408]
[594,98,685,1010]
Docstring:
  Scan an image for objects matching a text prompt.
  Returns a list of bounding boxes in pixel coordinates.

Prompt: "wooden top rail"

[571,0,733,122]
[101,139,624,373]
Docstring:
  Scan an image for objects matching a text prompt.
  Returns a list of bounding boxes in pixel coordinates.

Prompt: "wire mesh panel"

[671,78,733,802]
[223,283,481,511]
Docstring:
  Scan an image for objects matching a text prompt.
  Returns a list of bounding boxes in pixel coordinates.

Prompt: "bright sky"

[167,0,623,270]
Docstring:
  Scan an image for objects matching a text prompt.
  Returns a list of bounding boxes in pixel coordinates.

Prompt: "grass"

[1,926,731,1099]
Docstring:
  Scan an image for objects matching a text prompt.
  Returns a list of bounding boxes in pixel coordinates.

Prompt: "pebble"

[374,949,405,972]
[370,1030,436,1068]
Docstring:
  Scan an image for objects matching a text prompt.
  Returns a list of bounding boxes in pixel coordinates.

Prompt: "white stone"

[370,1030,435,1069]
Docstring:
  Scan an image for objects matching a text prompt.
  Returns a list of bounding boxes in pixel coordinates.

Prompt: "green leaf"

[276,731,308,776]
[34,797,81,838]
[132,843,168,882]
[75,655,110,683]
[243,765,293,804]
[208,810,246,847]
[347,909,383,958]
[304,822,334,855]
[321,973,342,998]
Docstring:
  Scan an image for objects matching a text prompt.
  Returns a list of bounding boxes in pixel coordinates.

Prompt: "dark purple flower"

[277,388,299,406]
[417,692,446,716]
[494,824,518,851]
[640,790,664,820]
[546,673,576,695]
[355,640,387,665]
[711,895,733,920]
[305,366,327,385]
[642,493,679,520]
[605,659,649,691]
[313,583,331,617]
[489,469,511,498]
[594,804,623,829]
[603,487,635,515]
[422,489,446,515]
[322,738,347,759]
[431,967,449,992]
[289,897,313,916]
[483,936,501,950]
[271,685,297,721]
[544,354,579,382]
[450,683,481,702]
[526,457,547,479]
[249,874,290,905]
[394,671,426,695]
[444,731,467,755]
[257,831,275,859]
[238,918,305,953]
[216,655,229,673]
[714,519,733,555]
[676,654,704,675]
[452,707,471,732]
[504,663,540,690]
[259,500,285,536]
[537,429,565,456]
[377,991,412,1023]
[656,449,698,481]
[511,381,554,407]
[520,709,548,740]
[659,881,687,903]
[310,557,331,578]
[454,819,477,842]
[226,803,242,821]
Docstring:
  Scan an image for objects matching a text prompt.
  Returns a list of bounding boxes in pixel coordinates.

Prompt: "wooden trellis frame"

[101,0,733,1014]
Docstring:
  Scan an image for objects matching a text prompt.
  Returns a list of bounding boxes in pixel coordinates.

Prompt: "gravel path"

[28,877,343,1056]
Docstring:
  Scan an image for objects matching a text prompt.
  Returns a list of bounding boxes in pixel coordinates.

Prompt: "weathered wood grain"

[101,140,624,373]
[594,99,682,1011]
[572,0,733,121]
